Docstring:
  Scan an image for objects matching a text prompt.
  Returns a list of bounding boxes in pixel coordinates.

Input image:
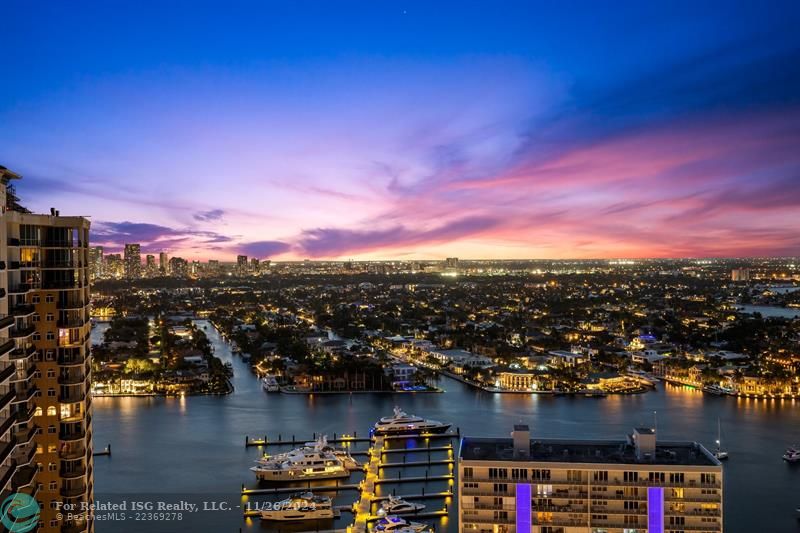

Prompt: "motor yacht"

[372,515,429,532]
[377,495,425,516]
[259,492,334,521]
[261,375,280,392]
[251,436,357,481]
[783,446,800,462]
[373,407,450,436]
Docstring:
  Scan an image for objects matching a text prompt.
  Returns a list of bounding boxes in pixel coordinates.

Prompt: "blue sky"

[2,1,799,259]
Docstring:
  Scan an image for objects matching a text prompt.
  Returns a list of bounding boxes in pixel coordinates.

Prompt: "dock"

[242,429,459,531]
[242,483,360,495]
[245,433,371,447]
[379,458,454,468]
[93,444,112,456]
[369,490,453,503]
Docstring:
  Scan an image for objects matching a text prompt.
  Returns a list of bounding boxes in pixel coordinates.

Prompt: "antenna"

[653,411,658,432]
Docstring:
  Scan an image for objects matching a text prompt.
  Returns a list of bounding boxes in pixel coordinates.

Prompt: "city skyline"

[3,2,800,261]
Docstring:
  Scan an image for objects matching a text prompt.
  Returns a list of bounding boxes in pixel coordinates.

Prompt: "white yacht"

[373,407,450,436]
[373,515,429,532]
[259,492,334,521]
[377,495,425,516]
[252,436,358,481]
[261,375,280,392]
[783,446,800,463]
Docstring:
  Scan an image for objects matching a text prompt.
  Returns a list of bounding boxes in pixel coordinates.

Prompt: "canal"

[91,320,800,532]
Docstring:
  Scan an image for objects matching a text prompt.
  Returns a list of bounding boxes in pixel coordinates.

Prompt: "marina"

[91,319,800,532]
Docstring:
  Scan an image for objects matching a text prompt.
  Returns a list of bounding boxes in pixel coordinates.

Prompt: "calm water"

[738,304,800,319]
[90,320,800,532]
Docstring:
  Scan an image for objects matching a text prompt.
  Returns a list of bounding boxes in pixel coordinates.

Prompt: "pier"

[242,429,459,532]
[245,433,371,447]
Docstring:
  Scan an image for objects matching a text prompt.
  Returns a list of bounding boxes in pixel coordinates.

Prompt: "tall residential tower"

[1,166,94,533]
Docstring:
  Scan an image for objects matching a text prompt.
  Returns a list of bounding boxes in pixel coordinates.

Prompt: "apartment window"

[493,483,508,494]
[33,332,41,341]
[34,369,42,378]
[567,469,582,482]
[669,516,686,526]
[624,501,640,510]
[46,331,55,340]
[512,468,528,480]
[624,515,639,525]
[48,481,57,490]
[47,388,56,397]
[48,462,57,472]
[463,467,473,479]
[45,294,54,303]
[669,473,685,484]
[47,425,56,434]
[46,351,54,360]
[649,472,665,483]
[47,444,57,453]
[45,313,54,322]
[50,520,58,528]
[32,295,40,304]
[49,501,59,510]
[32,314,40,323]
[701,473,716,485]
[47,369,56,378]
[36,445,43,454]
[47,406,56,416]
[489,468,508,479]
[532,469,551,481]
[536,484,553,497]
[593,470,608,482]
[34,407,43,417]
[623,471,639,482]
[672,488,684,498]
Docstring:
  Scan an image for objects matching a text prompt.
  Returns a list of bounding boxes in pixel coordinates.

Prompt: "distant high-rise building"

[169,256,188,277]
[89,245,104,281]
[459,425,723,533]
[124,243,141,279]
[105,253,124,279]
[159,251,168,275]
[145,254,157,277]
[445,257,459,269]
[250,257,260,273]
[731,268,750,282]
[237,254,248,275]
[1,166,94,533]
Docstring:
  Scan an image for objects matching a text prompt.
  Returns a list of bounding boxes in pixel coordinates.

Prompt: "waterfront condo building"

[458,425,722,533]
[1,166,94,533]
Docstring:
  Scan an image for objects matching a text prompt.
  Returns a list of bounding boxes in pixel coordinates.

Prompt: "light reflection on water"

[91,320,800,532]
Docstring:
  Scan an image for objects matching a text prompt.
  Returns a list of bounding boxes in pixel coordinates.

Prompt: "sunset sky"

[2,1,799,260]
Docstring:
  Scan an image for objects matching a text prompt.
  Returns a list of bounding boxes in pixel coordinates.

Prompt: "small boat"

[372,515,428,532]
[377,495,425,516]
[260,492,334,521]
[373,406,450,436]
[714,419,728,461]
[783,447,800,462]
[261,375,280,392]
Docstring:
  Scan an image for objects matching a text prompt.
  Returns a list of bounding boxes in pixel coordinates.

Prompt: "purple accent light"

[516,483,531,532]
[648,486,664,533]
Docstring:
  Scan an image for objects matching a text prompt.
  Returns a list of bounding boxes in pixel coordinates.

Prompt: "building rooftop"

[459,436,720,467]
